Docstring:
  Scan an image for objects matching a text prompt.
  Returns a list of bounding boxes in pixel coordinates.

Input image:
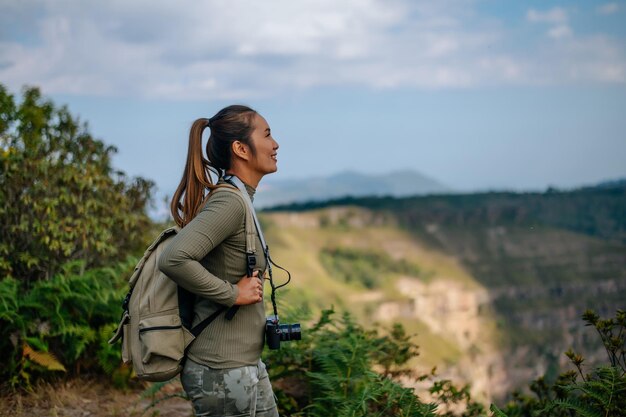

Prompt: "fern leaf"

[490,403,509,417]
[22,344,66,372]
[24,336,48,352]
[552,398,603,417]
[576,380,612,407]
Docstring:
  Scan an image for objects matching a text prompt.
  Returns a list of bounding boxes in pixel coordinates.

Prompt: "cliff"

[261,182,626,401]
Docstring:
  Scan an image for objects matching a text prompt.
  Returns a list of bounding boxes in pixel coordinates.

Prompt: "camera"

[265,315,301,350]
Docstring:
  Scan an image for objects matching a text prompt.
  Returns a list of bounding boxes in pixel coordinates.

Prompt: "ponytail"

[170,118,217,227]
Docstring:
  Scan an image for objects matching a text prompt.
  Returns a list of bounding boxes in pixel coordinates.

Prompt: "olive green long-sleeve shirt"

[158,184,266,369]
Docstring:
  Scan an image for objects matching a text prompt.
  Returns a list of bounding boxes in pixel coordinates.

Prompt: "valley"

[260,184,626,402]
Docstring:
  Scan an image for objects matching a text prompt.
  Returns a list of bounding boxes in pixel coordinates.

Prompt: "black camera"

[265,315,301,350]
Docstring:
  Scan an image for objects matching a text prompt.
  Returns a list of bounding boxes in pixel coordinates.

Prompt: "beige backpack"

[109,187,257,381]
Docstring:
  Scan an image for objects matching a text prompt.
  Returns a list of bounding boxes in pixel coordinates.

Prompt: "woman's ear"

[231,140,251,161]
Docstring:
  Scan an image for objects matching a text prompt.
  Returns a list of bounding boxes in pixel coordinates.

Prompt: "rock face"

[394,278,489,350]
[375,277,508,401]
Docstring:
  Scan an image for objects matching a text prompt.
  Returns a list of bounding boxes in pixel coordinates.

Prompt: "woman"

[158,105,280,417]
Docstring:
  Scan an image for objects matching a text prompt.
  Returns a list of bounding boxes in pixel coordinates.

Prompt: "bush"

[0,260,135,390]
[262,308,436,416]
[0,84,153,286]
[495,309,626,417]
[0,83,153,390]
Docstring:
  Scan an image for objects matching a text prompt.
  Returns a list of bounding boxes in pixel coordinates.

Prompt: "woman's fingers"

[234,271,265,305]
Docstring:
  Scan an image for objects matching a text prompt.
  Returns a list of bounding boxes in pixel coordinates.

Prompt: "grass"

[0,378,192,417]
[260,207,496,376]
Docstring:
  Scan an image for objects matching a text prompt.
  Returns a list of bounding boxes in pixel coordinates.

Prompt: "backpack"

[108,186,257,382]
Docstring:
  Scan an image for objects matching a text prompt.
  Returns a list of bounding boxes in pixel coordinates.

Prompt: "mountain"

[254,169,450,208]
[260,180,626,402]
[579,177,626,191]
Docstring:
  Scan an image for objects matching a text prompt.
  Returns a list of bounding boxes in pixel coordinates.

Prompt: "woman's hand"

[234,270,264,305]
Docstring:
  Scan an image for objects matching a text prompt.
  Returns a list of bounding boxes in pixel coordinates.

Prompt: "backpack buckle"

[247,254,256,276]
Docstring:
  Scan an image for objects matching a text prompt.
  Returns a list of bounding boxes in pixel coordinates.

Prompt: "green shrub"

[0,84,153,391]
[263,308,437,416]
[0,84,153,286]
[495,309,626,417]
[0,260,135,389]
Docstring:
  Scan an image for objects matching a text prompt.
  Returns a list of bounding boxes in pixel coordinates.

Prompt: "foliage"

[22,343,66,372]
[0,83,153,390]
[494,309,626,417]
[489,404,508,417]
[261,307,495,416]
[582,309,626,372]
[0,84,153,285]
[0,260,135,390]
[546,366,626,417]
[429,379,487,417]
[320,247,422,289]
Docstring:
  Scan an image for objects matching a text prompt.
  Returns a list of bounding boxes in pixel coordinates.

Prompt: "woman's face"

[248,114,279,176]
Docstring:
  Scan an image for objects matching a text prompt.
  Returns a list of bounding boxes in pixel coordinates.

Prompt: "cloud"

[548,25,573,40]
[527,7,574,41]
[526,8,568,24]
[597,3,619,15]
[0,0,624,99]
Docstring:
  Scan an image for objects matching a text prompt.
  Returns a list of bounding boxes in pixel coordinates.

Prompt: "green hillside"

[261,207,500,400]
[261,183,626,399]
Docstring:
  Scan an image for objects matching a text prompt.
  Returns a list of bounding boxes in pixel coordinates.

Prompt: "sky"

[1,0,625,202]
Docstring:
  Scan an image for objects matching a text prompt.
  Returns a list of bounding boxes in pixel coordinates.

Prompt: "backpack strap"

[220,176,268,321]
[189,305,227,337]
[210,186,258,273]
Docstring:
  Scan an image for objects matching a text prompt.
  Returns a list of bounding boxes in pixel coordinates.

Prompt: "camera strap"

[223,175,270,264]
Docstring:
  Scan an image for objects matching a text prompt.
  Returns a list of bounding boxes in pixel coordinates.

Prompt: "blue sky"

[1,0,625,202]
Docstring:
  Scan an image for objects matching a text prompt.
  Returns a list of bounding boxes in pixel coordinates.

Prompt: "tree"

[0,84,153,285]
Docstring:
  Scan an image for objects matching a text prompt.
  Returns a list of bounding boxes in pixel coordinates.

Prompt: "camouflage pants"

[181,358,279,417]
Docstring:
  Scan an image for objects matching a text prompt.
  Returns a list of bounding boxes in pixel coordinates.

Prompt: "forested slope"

[263,183,626,397]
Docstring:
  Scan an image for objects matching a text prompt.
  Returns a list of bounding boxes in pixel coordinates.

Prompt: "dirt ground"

[0,378,193,417]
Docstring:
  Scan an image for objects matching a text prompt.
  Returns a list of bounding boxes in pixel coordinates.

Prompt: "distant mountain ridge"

[254,169,450,208]
[268,177,626,244]
[580,177,626,190]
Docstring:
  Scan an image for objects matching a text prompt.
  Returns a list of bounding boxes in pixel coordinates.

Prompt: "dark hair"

[170,105,257,227]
